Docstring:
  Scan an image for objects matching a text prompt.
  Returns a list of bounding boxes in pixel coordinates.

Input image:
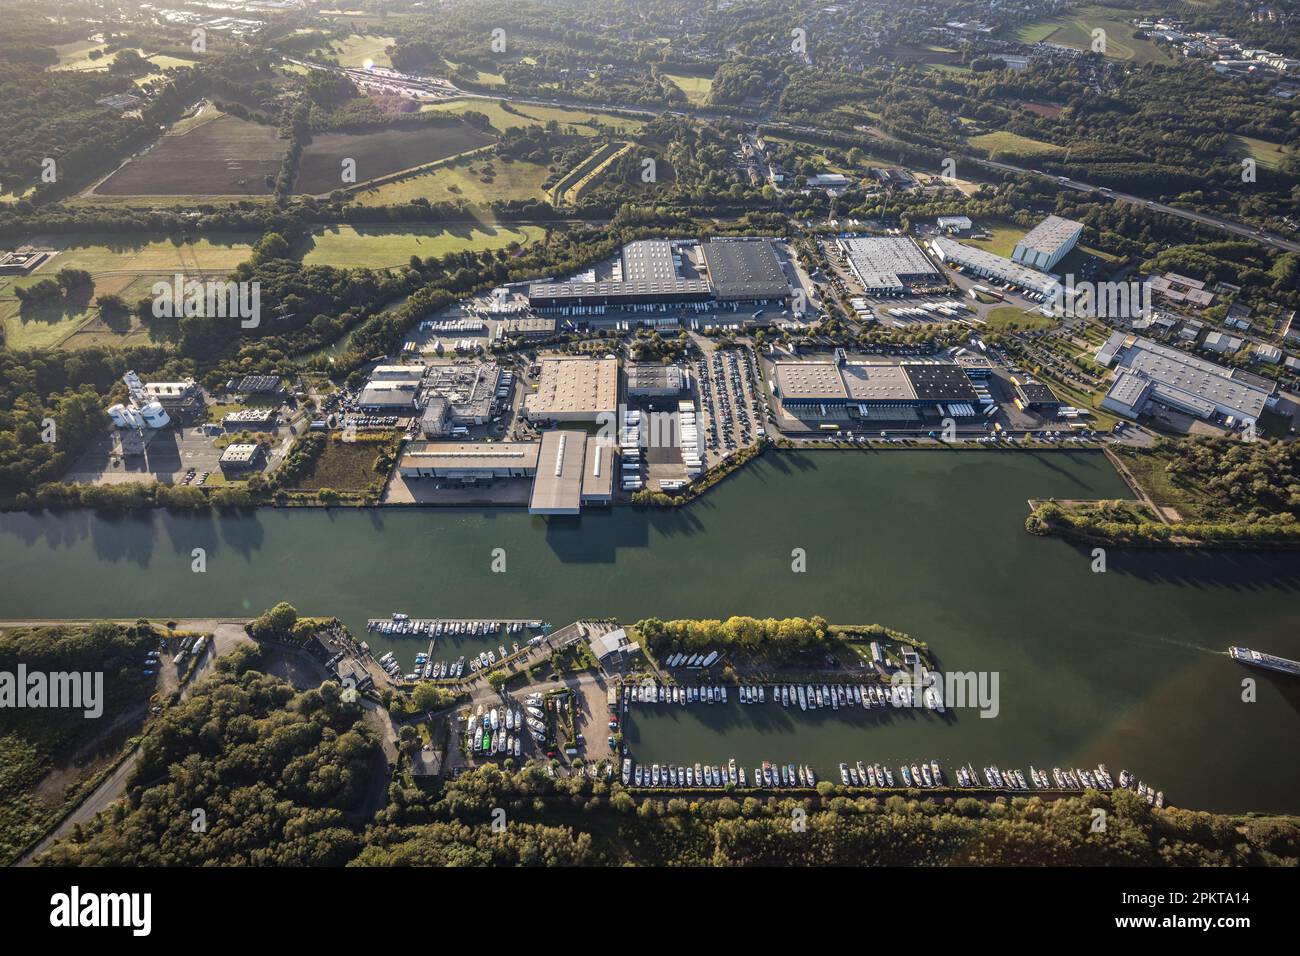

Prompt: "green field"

[1236,135,1290,171]
[312,33,395,68]
[962,223,1026,258]
[1015,6,1176,65]
[350,155,552,208]
[968,131,1062,158]
[420,98,644,136]
[984,305,1056,332]
[297,223,546,268]
[662,72,714,105]
[294,123,496,194]
[0,233,256,350]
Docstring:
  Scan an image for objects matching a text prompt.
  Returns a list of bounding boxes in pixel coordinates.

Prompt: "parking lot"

[692,339,768,464]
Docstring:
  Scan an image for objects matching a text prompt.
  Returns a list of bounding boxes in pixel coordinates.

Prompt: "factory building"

[218,442,266,476]
[1095,333,1274,425]
[837,236,944,295]
[525,430,619,514]
[397,441,540,480]
[524,357,619,423]
[929,237,1062,301]
[357,380,421,412]
[526,238,791,312]
[1011,216,1083,271]
[771,358,979,409]
[626,363,686,397]
[698,238,791,303]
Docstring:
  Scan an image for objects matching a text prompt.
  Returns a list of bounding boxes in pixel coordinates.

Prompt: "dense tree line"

[39,651,379,866]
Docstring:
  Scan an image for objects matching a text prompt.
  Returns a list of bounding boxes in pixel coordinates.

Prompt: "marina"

[367,615,548,681]
[1,451,1298,813]
[617,682,1164,803]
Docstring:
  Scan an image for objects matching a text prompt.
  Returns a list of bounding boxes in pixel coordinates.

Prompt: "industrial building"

[929,237,1062,300]
[837,236,944,295]
[1011,216,1083,271]
[221,407,279,431]
[397,441,540,480]
[218,442,266,476]
[524,357,619,423]
[698,238,791,302]
[936,216,973,232]
[771,357,979,409]
[527,431,618,514]
[1095,332,1274,424]
[526,238,791,312]
[1012,378,1060,411]
[357,380,421,412]
[626,363,686,397]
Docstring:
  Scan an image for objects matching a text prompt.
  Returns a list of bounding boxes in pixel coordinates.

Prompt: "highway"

[284,54,1300,254]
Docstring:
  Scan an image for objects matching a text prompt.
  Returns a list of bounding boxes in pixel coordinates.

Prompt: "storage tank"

[123,406,146,429]
[107,403,132,428]
[140,401,170,429]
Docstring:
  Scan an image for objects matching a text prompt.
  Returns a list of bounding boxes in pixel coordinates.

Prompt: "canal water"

[1,449,1297,813]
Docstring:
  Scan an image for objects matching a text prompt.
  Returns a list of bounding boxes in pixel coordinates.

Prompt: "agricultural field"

[50,44,201,73]
[549,142,631,204]
[419,98,644,137]
[294,123,496,194]
[349,155,552,208]
[967,130,1062,159]
[1236,135,1291,171]
[296,223,546,269]
[1014,6,1176,65]
[662,72,714,105]
[92,109,287,197]
[311,33,395,68]
[0,233,256,350]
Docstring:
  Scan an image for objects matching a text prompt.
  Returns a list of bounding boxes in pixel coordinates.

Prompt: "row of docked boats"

[624,680,943,711]
[466,693,550,757]
[839,761,901,788]
[367,614,542,637]
[620,756,816,789]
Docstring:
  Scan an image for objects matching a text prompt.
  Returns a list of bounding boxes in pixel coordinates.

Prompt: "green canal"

[1,449,1297,813]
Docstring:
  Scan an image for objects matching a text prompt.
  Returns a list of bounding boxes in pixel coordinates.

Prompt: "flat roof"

[700,239,790,300]
[930,237,1061,294]
[839,237,941,289]
[773,362,849,401]
[220,442,262,463]
[582,436,616,500]
[401,440,540,471]
[900,363,981,402]
[1109,335,1271,420]
[358,381,419,406]
[529,430,587,514]
[528,357,618,418]
[841,363,917,402]
[1015,215,1083,256]
[626,364,684,390]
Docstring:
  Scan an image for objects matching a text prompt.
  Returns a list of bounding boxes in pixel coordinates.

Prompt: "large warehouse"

[527,238,791,312]
[1095,333,1274,424]
[1011,216,1083,271]
[837,236,944,295]
[929,237,1062,300]
[524,356,619,422]
[698,238,791,302]
[771,358,979,409]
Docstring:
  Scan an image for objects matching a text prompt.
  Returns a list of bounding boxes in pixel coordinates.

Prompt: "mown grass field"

[311,33,395,68]
[419,98,645,136]
[349,155,552,207]
[1015,6,1176,65]
[294,123,496,194]
[662,72,714,105]
[1236,135,1290,171]
[983,305,1056,331]
[93,111,286,197]
[0,233,256,350]
[962,222,1026,258]
[967,130,1062,158]
[296,223,546,268]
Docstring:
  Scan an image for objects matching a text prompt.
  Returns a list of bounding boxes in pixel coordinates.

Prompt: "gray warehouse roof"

[700,239,790,300]
[529,430,588,514]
